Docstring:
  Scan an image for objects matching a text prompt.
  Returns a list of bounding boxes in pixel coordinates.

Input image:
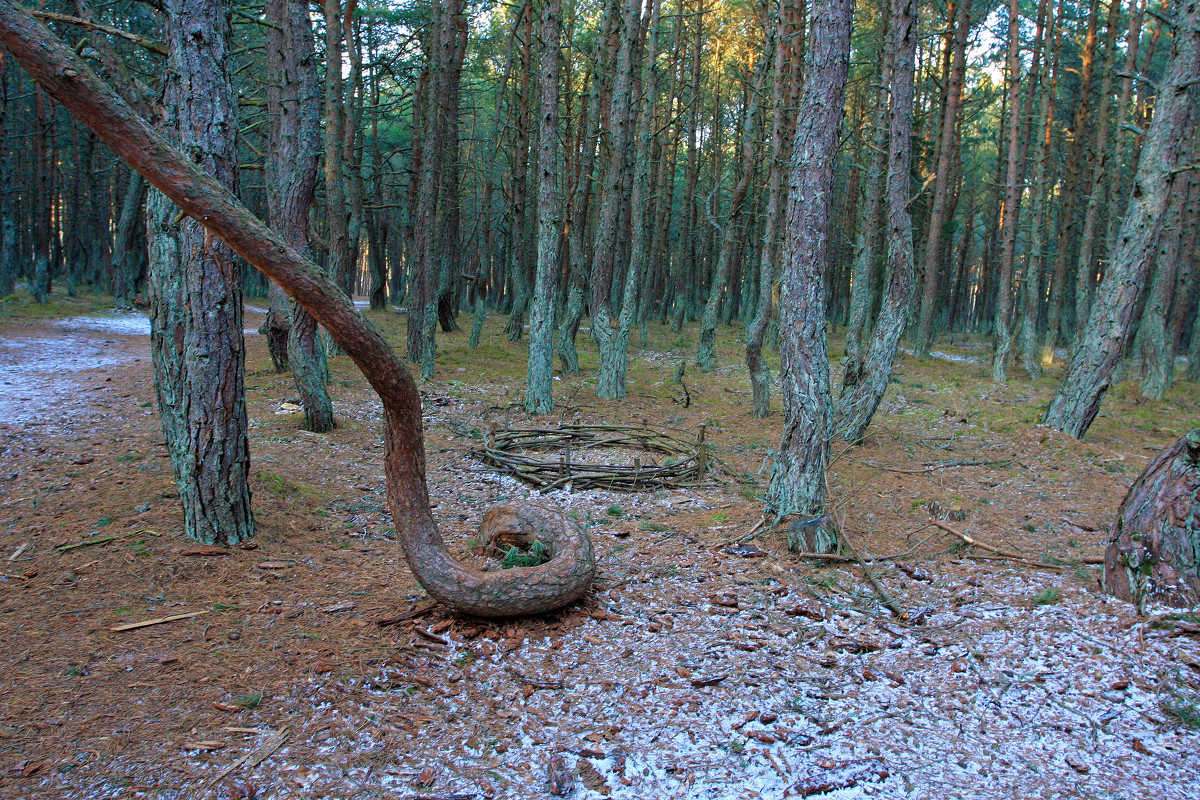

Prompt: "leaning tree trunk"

[1043,0,1200,439]
[0,0,595,618]
[1104,428,1200,610]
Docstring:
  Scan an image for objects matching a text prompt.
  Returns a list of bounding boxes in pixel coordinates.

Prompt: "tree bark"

[266,0,334,433]
[1104,428,1200,609]
[1043,0,1200,438]
[110,169,147,307]
[145,0,253,546]
[0,0,596,617]
[525,0,562,415]
[913,0,969,359]
[746,0,803,418]
[767,0,852,524]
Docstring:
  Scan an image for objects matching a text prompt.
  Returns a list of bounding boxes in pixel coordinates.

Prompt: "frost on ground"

[1,308,1198,799]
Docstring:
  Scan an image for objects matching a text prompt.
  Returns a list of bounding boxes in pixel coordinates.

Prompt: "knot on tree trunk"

[1104,427,1200,610]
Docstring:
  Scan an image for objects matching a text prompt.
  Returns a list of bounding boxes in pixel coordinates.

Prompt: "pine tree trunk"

[1043,0,1200,438]
[834,0,917,442]
[266,0,334,433]
[992,0,1030,383]
[1045,0,1100,353]
[0,0,598,617]
[110,170,147,307]
[1071,0,1124,345]
[1140,178,1189,400]
[747,0,803,419]
[525,0,562,416]
[843,7,890,379]
[1021,0,1060,379]
[146,0,253,546]
[768,0,852,525]
[697,30,765,372]
[914,0,970,359]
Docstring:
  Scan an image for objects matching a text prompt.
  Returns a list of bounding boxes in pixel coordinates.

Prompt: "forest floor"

[1,288,1199,800]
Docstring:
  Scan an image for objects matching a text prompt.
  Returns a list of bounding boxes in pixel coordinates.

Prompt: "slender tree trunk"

[833,0,917,442]
[768,0,852,526]
[747,0,803,418]
[526,0,562,415]
[146,0,253,545]
[266,0,334,433]
[1071,0,1125,345]
[697,31,766,372]
[322,0,354,299]
[590,0,639,399]
[843,15,890,383]
[1043,0,1199,438]
[110,169,147,306]
[504,1,535,342]
[992,0,1028,382]
[1022,0,1060,379]
[1045,0,1100,353]
[0,64,13,296]
[914,0,970,359]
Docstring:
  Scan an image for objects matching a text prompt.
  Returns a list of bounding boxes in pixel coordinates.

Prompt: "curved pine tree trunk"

[0,0,596,617]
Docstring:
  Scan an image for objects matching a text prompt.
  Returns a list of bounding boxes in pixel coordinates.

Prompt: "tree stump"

[1104,428,1200,609]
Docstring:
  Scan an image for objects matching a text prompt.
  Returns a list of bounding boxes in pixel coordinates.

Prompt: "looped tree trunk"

[0,0,596,618]
[1104,428,1200,610]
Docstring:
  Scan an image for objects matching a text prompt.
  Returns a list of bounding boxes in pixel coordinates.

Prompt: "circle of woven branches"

[479,424,712,492]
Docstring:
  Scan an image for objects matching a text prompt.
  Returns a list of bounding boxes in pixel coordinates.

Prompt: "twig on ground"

[376,602,438,626]
[110,610,210,631]
[930,520,1066,571]
[859,458,1012,475]
[209,727,289,786]
[505,666,564,690]
[837,524,906,620]
[8,543,30,561]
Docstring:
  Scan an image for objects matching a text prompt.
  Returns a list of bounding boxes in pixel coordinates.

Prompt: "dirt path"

[0,304,1197,799]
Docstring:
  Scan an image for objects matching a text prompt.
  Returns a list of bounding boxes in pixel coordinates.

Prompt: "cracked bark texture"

[1104,429,1200,609]
[146,0,253,546]
[0,0,596,616]
[767,0,852,521]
